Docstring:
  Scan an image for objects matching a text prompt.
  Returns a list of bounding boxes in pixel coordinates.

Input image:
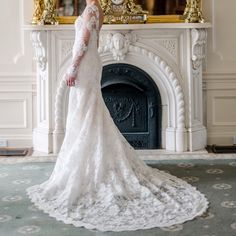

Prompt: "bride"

[27,0,209,232]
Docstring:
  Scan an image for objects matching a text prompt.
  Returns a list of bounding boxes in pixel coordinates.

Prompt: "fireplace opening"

[101,64,162,149]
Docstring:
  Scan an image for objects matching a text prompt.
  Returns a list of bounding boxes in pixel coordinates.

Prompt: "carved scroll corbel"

[31,31,47,72]
[191,28,207,70]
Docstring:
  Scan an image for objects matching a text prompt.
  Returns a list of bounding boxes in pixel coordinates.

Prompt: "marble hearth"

[24,22,211,154]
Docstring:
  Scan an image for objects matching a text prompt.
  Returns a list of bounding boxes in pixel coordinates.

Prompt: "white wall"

[203,0,236,145]
[0,0,36,147]
[0,0,235,148]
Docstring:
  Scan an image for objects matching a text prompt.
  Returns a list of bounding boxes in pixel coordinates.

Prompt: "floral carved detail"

[31,31,47,71]
[99,32,137,61]
[191,29,207,70]
[158,39,177,58]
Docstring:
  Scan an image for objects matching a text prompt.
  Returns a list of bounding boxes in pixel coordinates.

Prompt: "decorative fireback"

[101,64,162,149]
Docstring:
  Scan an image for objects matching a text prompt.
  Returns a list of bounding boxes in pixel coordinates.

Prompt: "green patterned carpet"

[1,159,236,236]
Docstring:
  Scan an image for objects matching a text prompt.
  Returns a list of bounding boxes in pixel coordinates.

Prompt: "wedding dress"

[26,4,209,232]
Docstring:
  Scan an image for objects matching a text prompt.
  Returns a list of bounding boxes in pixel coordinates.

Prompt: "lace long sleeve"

[66,5,99,78]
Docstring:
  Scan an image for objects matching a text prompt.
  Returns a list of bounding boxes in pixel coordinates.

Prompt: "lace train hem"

[26,169,210,232]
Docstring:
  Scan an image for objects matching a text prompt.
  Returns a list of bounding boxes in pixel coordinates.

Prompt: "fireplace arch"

[53,44,188,153]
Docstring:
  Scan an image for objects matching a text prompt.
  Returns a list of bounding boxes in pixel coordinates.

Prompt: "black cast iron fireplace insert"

[101,64,162,149]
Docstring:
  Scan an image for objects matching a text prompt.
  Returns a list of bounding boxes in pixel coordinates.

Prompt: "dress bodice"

[72,4,100,58]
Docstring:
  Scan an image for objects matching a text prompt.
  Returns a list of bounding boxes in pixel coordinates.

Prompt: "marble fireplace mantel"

[23,22,211,154]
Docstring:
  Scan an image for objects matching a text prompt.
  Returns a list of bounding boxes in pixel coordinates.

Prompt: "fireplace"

[26,22,211,154]
[101,63,162,149]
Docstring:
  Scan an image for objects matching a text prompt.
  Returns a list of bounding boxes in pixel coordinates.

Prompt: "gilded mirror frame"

[32,0,203,25]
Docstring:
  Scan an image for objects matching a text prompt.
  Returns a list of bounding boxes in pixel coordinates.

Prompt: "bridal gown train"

[26,4,209,232]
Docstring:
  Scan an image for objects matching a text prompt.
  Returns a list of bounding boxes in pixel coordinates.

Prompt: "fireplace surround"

[24,22,211,154]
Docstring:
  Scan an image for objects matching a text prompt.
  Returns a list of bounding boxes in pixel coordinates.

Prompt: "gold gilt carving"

[32,0,44,24]
[31,0,205,25]
[40,0,58,25]
[99,0,148,24]
[184,0,205,23]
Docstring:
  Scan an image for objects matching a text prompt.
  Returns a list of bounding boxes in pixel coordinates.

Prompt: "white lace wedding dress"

[27,4,209,232]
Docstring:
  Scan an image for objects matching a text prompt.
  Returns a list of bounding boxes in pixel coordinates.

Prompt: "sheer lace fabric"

[66,4,99,78]
[26,4,209,232]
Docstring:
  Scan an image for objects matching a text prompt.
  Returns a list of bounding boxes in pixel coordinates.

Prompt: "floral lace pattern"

[26,3,209,232]
[66,4,99,78]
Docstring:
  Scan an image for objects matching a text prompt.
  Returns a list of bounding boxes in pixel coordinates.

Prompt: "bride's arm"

[66,7,97,86]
